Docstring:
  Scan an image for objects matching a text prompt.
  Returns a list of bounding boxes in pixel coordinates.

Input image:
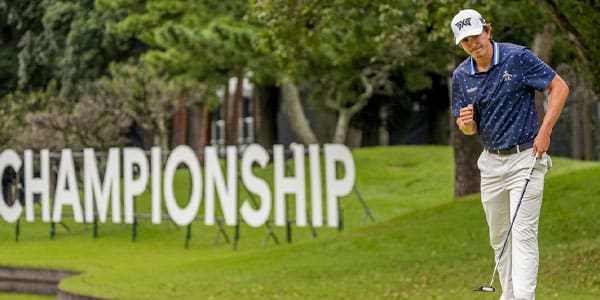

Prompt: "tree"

[15,0,142,99]
[0,81,131,151]
[534,0,600,161]
[0,1,43,97]
[534,0,600,88]
[98,62,196,150]
[98,0,262,146]
[249,1,424,144]
[0,84,52,150]
[0,0,143,151]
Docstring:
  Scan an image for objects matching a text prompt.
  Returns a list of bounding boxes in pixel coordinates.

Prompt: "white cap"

[451,9,486,44]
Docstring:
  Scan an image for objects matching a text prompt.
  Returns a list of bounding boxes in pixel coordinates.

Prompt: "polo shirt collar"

[469,40,500,74]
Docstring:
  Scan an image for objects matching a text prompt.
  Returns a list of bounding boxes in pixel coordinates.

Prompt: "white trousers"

[477,150,551,300]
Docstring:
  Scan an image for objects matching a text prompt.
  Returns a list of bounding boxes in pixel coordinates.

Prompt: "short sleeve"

[520,48,556,91]
[451,73,465,118]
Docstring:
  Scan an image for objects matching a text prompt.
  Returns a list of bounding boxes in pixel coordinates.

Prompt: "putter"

[474,154,538,293]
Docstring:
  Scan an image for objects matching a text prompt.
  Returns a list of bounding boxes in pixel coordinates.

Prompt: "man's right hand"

[456,104,477,135]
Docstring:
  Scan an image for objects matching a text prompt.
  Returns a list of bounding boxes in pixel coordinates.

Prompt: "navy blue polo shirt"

[451,41,556,151]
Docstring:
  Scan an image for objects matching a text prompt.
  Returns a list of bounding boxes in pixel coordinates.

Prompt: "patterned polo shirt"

[451,41,556,151]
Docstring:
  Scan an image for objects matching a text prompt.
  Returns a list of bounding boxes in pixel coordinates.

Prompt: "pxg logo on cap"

[451,9,486,44]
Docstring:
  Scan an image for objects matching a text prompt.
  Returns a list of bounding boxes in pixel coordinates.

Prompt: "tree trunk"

[226,70,244,145]
[312,102,337,143]
[188,103,201,148]
[255,85,278,147]
[451,123,482,197]
[379,105,389,146]
[449,77,481,198]
[280,75,318,145]
[200,103,211,150]
[171,94,188,147]
[333,109,352,144]
[582,92,594,160]
[156,117,169,150]
[331,102,369,144]
[532,24,554,122]
[571,98,583,159]
[328,72,372,144]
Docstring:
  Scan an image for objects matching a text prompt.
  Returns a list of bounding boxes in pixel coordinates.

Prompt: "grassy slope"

[0,146,598,299]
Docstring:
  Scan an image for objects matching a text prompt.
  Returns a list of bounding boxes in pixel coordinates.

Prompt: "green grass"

[0,146,598,299]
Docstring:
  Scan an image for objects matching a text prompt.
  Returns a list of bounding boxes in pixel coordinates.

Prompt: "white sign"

[0,144,355,228]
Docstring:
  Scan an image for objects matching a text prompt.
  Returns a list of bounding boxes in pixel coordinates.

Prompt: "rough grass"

[0,146,598,299]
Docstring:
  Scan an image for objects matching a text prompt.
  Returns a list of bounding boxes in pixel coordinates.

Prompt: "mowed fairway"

[0,146,598,299]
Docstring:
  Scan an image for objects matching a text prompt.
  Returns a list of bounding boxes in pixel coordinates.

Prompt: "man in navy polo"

[450,9,569,300]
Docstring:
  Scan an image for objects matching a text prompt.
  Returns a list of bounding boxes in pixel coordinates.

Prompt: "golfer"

[450,9,569,300]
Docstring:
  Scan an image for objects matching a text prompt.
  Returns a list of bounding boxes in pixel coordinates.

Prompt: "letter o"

[163,145,202,226]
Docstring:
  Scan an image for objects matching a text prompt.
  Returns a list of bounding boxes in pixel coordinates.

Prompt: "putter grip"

[526,156,537,179]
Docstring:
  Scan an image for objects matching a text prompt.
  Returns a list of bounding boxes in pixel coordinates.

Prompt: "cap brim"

[455,27,483,44]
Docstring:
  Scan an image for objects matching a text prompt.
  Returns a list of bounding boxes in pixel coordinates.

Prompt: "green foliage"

[0,80,132,151]
[0,48,18,97]
[250,1,418,90]
[0,294,52,300]
[16,0,141,98]
[61,4,140,99]
[0,0,597,152]
[249,1,434,143]
[0,1,44,31]
[0,1,32,97]
[0,82,56,149]
[549,0,600,88]
[98,61,206,149]
[98,0,258,91]
[18,1,82,92]
[0,1,43,93]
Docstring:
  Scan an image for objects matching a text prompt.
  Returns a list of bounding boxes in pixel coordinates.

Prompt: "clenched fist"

[456,104,478,135]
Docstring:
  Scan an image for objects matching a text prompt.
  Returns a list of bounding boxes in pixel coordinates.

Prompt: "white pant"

[477,150,551,300]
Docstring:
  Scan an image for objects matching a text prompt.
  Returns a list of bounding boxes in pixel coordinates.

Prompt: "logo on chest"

[502,70,514,82]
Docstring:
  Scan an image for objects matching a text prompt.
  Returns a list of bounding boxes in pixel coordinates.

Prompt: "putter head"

[474,286,495,292]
